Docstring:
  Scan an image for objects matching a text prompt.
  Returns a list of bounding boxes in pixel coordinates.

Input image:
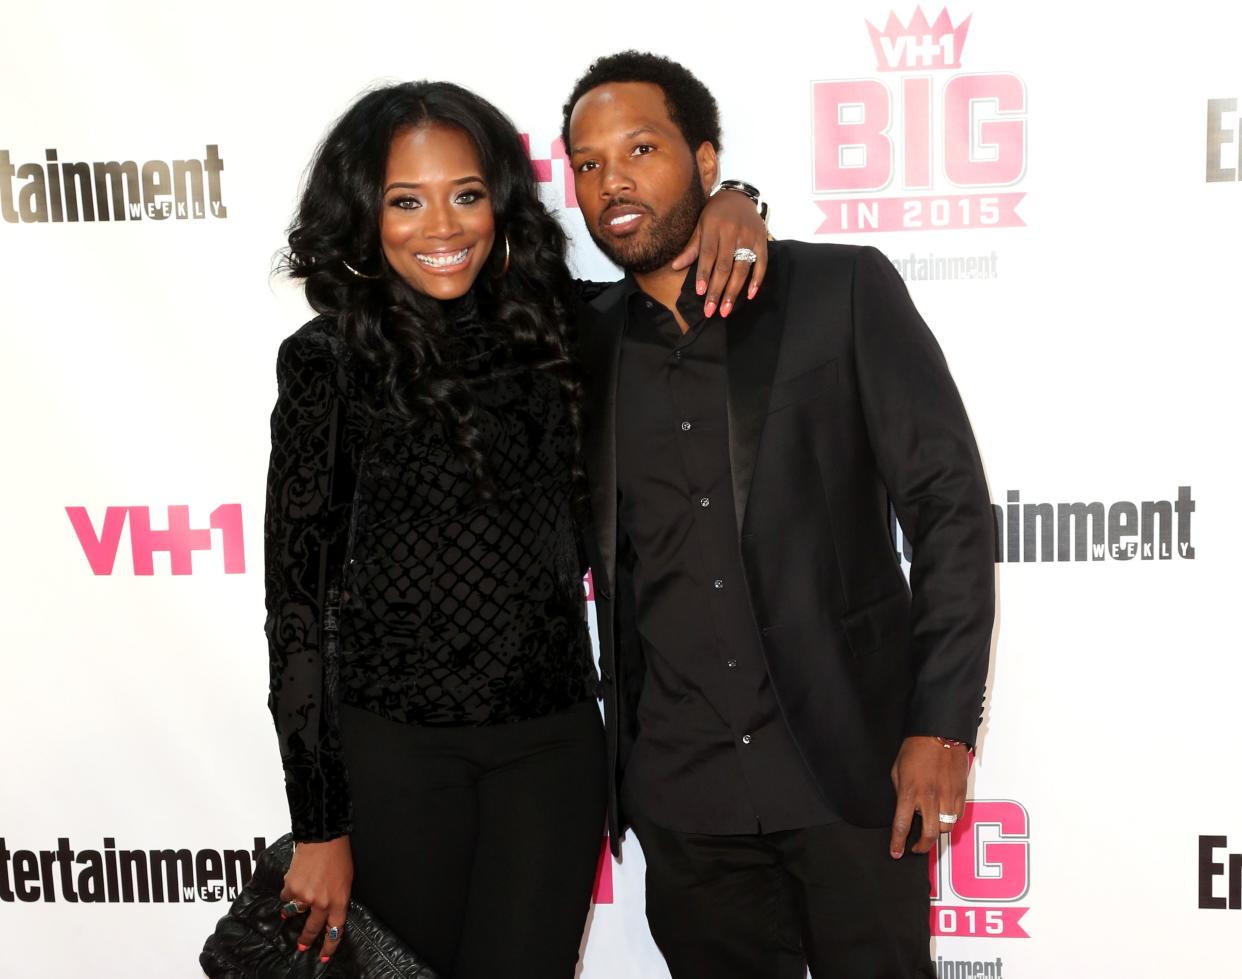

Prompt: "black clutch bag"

[199,834,439,979]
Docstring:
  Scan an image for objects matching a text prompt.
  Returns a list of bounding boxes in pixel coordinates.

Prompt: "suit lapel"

[726,253,786,538]
[581,286,628,595]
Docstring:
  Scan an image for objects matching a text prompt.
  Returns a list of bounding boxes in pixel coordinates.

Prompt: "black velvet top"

[263,296,595,842]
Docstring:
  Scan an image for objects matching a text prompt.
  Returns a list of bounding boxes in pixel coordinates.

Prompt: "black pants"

[339,701,607,979]
[632,818,935,979]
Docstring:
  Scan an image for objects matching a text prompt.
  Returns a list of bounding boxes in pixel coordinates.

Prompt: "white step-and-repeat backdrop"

[3,2,1240,976]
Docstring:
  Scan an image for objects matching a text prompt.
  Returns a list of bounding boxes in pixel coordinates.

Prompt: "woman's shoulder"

[273,316,354,397]
[276,316,349,373]
[280,315,341,357]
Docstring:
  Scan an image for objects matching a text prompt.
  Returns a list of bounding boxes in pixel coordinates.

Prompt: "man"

[563,52,996,978]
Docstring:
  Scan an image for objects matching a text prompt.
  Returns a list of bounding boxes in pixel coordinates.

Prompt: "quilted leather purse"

[199,834,439,978]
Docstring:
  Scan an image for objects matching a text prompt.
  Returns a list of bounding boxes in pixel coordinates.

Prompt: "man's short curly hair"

[561,50,721,156]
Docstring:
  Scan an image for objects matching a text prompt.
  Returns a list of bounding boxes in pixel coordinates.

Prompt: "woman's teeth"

[416,248,469,268]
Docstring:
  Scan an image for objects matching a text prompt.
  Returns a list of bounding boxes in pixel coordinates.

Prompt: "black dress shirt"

[614,272,835,835]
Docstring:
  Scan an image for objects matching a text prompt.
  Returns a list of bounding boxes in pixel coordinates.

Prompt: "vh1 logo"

[813,7,1027,233]
[520,134,578,208]
[928,800,1031,938]
[66,505,245,575]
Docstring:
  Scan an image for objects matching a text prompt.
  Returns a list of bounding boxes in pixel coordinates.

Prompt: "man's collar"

[624,267,698,313]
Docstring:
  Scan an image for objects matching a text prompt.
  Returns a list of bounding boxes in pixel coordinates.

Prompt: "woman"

[265,80,766,978]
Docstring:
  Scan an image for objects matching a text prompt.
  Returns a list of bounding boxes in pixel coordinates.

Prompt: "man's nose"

[599,159,635,198]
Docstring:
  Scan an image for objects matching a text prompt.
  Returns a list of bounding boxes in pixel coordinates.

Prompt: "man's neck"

[634,264,692,334]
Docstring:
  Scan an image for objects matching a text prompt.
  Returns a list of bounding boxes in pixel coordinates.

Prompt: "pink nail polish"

[721,301,732,317]
[320,956,330,964]
[704,301,716,317]
[748,283,757,300]
[697,279,707,295]
[297,943,308,953]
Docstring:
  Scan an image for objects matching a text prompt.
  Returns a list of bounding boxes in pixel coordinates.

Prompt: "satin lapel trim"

[584,295,626,595]
[726,256,785,538]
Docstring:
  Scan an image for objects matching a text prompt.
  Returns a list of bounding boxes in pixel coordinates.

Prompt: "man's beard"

[588,174,708,274]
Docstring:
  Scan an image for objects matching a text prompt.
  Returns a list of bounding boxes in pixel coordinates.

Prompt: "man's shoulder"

[770,238,883,272]
[583,278,631,317]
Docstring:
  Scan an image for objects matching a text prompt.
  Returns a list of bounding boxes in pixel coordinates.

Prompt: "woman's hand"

[671,188,769,318]
[280,835,353,964]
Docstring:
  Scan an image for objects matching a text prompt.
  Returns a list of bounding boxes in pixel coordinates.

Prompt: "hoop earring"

[492,234,510,278]
[341,259,382,280]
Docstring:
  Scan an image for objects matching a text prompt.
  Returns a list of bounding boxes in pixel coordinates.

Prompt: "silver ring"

[732,247,758,264]
[281,899,306,916]
[327,924,343,942]
[938,812,958,825]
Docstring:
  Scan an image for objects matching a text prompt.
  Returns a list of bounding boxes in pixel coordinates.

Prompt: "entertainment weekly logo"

[889,486,1196,565]
[0,836,265,904]
[1206,98,1240,182]
[0,146,226,223]
[929,800,1030,939]
[1198,834,1242,909]
[812,7,1027,233]
[67,504,245,575]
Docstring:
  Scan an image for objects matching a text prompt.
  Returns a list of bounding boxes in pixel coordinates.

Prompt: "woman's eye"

[456,189,487,205]
[390,196,420,210]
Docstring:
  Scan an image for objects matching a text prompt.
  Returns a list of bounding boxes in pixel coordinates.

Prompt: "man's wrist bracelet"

[717,179,761,204]
[717,180,773,238]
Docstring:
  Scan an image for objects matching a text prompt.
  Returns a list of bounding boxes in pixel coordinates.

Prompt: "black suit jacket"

[579,241,996,854]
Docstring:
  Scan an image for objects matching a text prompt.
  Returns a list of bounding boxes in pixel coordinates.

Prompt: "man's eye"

[632,144,654,156]
[577,161,598,173]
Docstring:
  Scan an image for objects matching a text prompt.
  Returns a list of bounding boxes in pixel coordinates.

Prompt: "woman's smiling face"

[379,124,496,300]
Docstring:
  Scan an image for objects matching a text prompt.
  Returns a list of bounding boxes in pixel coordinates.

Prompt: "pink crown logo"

[866,7,972,72]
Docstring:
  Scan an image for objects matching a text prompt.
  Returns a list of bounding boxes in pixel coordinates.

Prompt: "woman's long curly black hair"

[281,81,581,500]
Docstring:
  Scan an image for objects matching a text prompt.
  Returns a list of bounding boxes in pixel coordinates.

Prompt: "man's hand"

[889,736,970,859]
[281,835,353,963]
[671,189,769,318]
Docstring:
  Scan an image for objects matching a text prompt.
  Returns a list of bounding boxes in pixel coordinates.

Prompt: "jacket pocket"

[841,589,909,658]
[767,360,837,414]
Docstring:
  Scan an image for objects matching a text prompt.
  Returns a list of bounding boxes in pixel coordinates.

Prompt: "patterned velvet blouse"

[263,297,596,842]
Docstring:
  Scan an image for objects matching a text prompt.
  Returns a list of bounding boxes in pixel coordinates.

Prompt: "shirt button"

[644,299,653,308]
[673,350,682,361]
[741,734,752,745]
[680,421,692,432]
[699,497,711,508]
[713,579,724,589]
[726,658,738,669]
